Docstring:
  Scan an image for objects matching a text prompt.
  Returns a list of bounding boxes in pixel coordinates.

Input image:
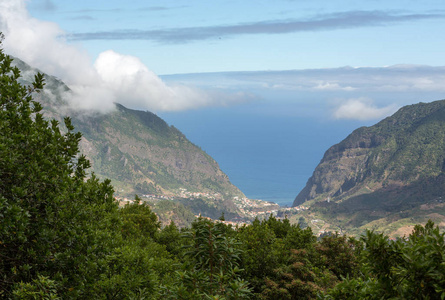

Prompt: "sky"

[1,0,444,116]
[1,0,445,203]
[21,0,445,74]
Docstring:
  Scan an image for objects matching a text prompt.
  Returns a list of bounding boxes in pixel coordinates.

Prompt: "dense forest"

[1,41,444,299]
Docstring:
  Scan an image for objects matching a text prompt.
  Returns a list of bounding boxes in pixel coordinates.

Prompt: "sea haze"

[160,101,371,207]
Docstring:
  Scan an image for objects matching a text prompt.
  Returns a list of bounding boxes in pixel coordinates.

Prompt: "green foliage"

[120,200,160,239]
[236,215,316,295]
[135,181,159,195]
[91,242,170,299]
[323,220,445,300]
[237,218,280,294]
[318,276,379,300]
[260,230,361,299]
[261,248,337,300]
[0,38,119,297]
[155,221,185,255]
[163,218,252,299]
[0,37,174,299]
[152,199,196,228]
[187,219,240,276]
[298,216,308,229]
[314,234,361,279]
[12,275,60,300]
[177,197,235,220]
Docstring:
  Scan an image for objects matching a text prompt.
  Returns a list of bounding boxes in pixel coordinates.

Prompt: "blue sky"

[25,0,445,74]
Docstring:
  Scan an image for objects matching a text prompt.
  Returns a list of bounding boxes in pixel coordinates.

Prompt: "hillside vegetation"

[294,100,445,236]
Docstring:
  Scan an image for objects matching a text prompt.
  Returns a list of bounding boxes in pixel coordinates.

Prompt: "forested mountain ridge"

[13,57,243,200]
[294,100,445,235]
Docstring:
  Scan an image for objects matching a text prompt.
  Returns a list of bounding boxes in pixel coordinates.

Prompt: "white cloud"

[313,81,356,91]
[0,1,97,86]
[333,98,398,121]
[90,50,213,111]
[0,0,238,113]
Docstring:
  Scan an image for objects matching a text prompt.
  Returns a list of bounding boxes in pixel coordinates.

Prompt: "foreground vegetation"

[1,40,444,299]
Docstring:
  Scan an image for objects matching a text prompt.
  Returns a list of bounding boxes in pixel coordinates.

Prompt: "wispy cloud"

[333,98,398,121]
[313,81,356,91]
[69,15,95,21]
[63,5,181,16]
[139,6,170,11]
[68,10,445,43]
[70,8,123,14]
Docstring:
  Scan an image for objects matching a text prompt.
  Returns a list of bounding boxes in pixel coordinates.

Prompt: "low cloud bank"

[0,0,238,113]
[163,65,445,93]
[332,98,398,121]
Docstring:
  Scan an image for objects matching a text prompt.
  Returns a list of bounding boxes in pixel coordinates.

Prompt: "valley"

[12,56,445,237]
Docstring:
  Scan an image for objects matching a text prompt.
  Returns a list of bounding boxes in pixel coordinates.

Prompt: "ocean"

[160,102,371,207]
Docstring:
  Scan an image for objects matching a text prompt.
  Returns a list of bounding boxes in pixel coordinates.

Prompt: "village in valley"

[115,188,307,227]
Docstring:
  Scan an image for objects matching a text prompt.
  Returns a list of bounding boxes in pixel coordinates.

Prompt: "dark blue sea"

[160,101,371,207]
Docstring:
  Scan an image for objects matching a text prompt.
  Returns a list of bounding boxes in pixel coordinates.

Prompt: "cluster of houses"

[232,196,307,219]
[115,189,309,227]
[177,188,222,200]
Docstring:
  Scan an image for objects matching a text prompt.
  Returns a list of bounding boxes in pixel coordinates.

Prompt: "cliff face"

[14,57,243,199]
[295,100,445,207]
[72,104,243,198]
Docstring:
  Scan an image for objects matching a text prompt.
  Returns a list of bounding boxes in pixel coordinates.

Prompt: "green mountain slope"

[12,57,244,213]
[71,104,242,198]
[293,100,445,236]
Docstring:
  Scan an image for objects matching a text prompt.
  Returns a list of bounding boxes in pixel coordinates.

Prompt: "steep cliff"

[72,104,243,198]
[13,57,244,200]
[293,100,445,235]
